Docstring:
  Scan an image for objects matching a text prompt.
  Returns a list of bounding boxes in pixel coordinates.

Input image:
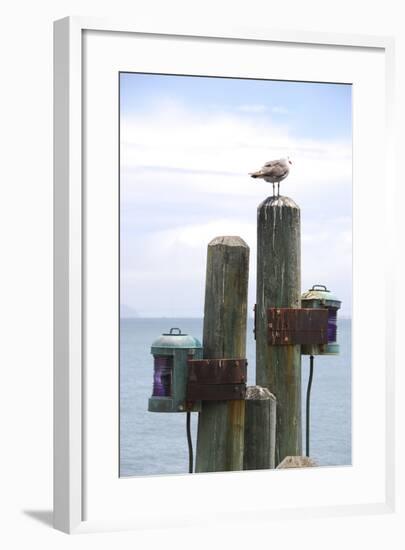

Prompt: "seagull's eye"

[289,160,292,165]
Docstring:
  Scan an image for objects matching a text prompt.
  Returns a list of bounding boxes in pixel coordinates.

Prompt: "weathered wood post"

[195,236,249,472]
[256,196,302,465]
[243,386,277,470]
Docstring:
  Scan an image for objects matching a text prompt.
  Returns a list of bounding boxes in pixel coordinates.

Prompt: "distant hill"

[120,304,140,318]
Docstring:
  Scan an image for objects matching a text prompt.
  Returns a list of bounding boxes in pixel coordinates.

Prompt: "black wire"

[186,412,193,473]
[306,355,314,457]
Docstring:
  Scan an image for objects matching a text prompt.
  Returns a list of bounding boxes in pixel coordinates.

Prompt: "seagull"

[249,157,292,197]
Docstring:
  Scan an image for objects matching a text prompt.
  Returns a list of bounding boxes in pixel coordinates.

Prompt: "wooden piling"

[243,386,277,470]
[195,236,249,473]
[256,196,302,465]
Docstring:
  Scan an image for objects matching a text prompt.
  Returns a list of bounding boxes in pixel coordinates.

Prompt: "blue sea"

[120,318,351,477]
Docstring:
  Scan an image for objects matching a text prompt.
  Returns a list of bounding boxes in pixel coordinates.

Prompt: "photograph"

[119,72,352,477]
[1,0,398,542]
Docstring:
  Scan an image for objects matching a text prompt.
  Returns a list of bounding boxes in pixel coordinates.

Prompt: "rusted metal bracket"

[186,358,247,401]
[267,307,328,345]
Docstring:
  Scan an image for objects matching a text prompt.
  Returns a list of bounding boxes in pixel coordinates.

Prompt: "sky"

[120,73,352,318]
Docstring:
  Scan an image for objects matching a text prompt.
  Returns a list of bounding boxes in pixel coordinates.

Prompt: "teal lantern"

[148,328,202,413]
[301,284,342,355]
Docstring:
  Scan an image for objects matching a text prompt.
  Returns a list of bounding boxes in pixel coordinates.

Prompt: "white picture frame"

[54,16,396,534]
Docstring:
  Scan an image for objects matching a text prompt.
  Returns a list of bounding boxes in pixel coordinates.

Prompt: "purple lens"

[152,356,173,397]
[327,309,337,343]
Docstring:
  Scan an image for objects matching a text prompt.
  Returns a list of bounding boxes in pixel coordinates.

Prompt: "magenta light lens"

[327,309,337,343]
[152,356,173,397]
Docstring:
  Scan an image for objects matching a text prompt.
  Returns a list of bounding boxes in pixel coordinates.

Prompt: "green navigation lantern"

[148,327,202,413]
[301,284,342,355]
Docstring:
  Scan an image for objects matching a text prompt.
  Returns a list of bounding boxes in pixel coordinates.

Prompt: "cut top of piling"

[276,456,317,469]
[208,235,249,248]
[258,195,300,211]
[245,385,276,401]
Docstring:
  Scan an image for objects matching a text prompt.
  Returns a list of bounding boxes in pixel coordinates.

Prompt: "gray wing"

[261,162,289,179]
[263,159,281,168]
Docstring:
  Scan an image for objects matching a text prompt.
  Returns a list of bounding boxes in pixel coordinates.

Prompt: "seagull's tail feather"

[249,171,261,178]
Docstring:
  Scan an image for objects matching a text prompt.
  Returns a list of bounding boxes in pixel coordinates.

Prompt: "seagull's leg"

[272,182,275,197]
[277,182,280,197]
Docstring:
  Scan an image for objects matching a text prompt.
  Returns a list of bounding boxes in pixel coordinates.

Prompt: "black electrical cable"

[186,412,193,473]
[305,355,314,457]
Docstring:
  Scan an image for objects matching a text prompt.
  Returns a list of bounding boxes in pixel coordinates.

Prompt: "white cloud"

[271,106,289,115]
[121,102,351,200]
[120,100,352,316]
[152,220,255,249]
[122,214,352,317]
[237,104,268,113]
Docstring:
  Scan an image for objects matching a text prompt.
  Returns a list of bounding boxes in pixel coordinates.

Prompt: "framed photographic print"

[54,17,396,534]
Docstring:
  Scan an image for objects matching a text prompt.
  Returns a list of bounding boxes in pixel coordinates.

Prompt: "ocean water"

[120,317,351,477]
